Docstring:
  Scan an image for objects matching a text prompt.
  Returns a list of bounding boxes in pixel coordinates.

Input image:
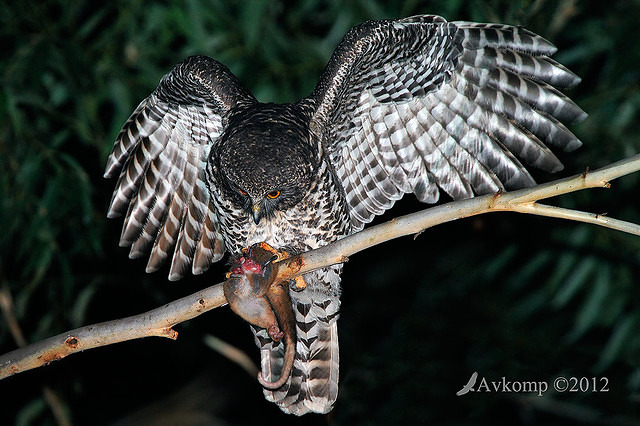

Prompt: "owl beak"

[252,204,262,224]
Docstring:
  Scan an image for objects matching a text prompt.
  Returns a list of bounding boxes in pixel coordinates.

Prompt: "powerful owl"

[104,15,584,415]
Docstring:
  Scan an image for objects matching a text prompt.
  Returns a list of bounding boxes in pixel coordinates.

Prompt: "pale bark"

[1,154,639,380]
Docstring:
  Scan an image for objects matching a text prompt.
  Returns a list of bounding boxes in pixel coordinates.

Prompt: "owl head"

[214,103,317,224]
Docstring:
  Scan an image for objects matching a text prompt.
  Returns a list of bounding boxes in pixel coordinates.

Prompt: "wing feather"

[307,15,585,230]
[105,56,256,279]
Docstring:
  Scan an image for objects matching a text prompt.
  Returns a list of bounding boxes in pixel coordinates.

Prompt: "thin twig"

[1,154,639,380]
[0,284,27,347]
[203,334,260,377]
[511,203,640,235]
[0,284,72,426]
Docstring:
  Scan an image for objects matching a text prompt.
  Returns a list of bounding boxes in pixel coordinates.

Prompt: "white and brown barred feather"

[253,277,341,415]
[244,160,346,415]
[104,14,585,417]
[205,142,348,415]
[104,56,255,280]
[308,15,585,230]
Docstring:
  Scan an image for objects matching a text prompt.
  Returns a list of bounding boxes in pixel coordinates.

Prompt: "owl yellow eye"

[237,188,247,196]
[267,190,280,199]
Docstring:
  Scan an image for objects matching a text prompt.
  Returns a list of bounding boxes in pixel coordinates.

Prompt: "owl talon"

[253,242,291,263]
[254,241,278,255]
[290,275,307,291]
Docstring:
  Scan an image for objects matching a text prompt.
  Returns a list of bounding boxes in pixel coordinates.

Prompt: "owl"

[104,15,585,415]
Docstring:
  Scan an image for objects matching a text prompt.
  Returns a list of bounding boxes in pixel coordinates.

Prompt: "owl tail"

[253,293,340,415]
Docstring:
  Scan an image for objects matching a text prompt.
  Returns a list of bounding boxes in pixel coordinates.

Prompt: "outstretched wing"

[307,15,586,230]
[104,56,256,280]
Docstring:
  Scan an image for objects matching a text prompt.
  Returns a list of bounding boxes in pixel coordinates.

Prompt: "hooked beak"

[252,204,261,225]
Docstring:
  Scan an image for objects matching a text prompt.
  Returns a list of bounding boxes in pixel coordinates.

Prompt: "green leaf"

[16,397,46,426]
[506,250,552,292]
[552,256,596,308]
[595,313,638,373]
[70,282,99,328]
[567,265,611,341]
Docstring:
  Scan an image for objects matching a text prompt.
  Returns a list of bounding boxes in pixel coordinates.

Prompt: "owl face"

[225,177,305,224]
[214,103,316,224]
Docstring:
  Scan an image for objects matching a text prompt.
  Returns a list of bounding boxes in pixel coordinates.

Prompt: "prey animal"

[104,15,585,415]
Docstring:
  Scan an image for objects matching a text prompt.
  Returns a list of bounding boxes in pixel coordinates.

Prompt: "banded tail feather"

[254,286,340,415]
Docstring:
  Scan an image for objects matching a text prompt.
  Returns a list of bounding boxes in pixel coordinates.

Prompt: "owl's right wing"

[104,56,256,280]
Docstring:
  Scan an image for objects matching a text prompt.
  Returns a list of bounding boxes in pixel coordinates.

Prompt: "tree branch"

[1,154,639,380]
[0,285,226,380]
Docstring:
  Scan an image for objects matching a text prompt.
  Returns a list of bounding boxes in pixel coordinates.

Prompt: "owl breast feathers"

[104,15,585,415]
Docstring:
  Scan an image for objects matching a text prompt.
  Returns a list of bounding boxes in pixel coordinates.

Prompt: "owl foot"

[290,275,307,291]
[226,242,280,279]
[247,241,290,262]
[245,242,309,291]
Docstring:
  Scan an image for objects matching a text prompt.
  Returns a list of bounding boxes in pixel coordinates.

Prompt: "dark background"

[2,0,640,424]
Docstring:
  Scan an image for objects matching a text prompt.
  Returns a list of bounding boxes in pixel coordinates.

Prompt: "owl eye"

[237,188,248,196]
[266,190,281,199]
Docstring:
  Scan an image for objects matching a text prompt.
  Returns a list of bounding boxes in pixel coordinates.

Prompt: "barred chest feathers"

[206,102,352,257]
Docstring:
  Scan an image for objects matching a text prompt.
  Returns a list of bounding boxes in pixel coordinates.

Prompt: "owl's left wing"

[105,56,256,280]
[307,15,586,230]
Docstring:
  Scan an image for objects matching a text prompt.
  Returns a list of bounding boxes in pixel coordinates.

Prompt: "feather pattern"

[105,15,585,417]
[309,15,586,230]
[208,148,350,415]
[254,280,341,415]
[104,55,255,279]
